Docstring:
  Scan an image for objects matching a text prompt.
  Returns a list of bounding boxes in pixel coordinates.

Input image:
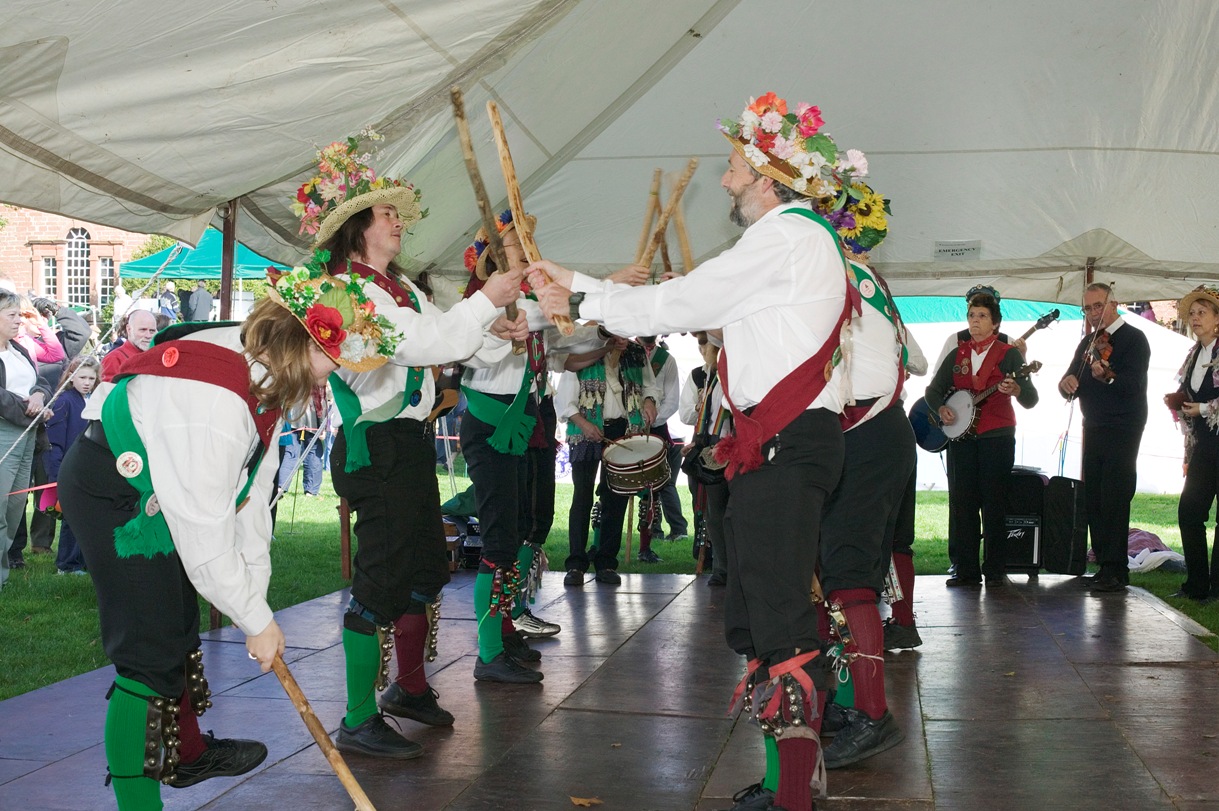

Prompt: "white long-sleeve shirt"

[333,268,506,421]
[461,302,605,396]
[574,201,847,412]
[83,327,277,637]
[644,345,681,426]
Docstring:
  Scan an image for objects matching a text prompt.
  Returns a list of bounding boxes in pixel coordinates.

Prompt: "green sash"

[461,367,536,457]
[329,366,427,472]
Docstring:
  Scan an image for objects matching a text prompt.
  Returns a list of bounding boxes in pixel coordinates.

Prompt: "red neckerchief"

[336,259,421,312]
[114,341,281,449]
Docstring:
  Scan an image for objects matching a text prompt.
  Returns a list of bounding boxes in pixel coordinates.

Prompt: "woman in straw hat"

[56,262,399,811]
[295,133,527,760]
[1167,285,1219,603]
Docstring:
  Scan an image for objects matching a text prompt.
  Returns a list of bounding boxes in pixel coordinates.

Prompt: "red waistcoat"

[951,339,1015,435]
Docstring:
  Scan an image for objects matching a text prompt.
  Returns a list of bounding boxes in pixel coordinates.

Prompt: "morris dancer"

[57,268,398,811]
[458,211,609,681]
[811,183,913,771]
[293,133,527,759]
[531,92,864,811]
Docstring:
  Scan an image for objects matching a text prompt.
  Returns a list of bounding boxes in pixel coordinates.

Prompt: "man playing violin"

[1058,283,1150,593]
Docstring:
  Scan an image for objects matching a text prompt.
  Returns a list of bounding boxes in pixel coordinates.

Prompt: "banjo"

[940,361,1042,441]
[910,308,1060,452]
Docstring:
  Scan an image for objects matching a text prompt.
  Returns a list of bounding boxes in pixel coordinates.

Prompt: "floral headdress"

[463,209,536,284]
[267,249,402,372]
[292,128,425,249]
[718,92,869,200]
[814,180,891,259]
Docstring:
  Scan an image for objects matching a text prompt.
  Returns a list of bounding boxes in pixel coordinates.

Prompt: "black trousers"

[1178,429,1219,598]
[525,395,558,546]
[821,406,916,595]
[889,458,918,559]
[331,420,450,621]
[723,408,843,666]
[945,433,1015,581]
[566,418,630,573]
[1084,423,1143,584]
[58,436,196,698]
[460,400,532,567]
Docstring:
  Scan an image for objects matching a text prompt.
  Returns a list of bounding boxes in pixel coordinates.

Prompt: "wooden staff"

[671,178,695,273]
[658,237,673,283]
[450,86,525,354]
[486,99,576,336]
[638,158,698,269]
[634,169,662,264]
[271,656,377,811]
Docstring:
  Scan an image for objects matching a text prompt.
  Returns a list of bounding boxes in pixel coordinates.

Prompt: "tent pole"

[220,198,239,320]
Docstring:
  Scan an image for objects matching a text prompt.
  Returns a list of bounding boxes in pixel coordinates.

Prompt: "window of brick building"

[66,227,91,305]
[99,257,115,304]
[42,257,57,298]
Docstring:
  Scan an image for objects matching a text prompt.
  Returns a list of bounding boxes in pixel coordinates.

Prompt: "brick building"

[0,205,151,306]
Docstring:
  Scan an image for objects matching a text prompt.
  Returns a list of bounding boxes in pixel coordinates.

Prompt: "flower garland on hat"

[268,248,402,372]
[718,92,869,200]
[292,128,426,248]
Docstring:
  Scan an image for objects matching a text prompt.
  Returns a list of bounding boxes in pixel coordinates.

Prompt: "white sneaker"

[515,609,560,638]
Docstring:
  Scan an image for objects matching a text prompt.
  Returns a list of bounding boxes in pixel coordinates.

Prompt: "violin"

[1084,329,1116,382]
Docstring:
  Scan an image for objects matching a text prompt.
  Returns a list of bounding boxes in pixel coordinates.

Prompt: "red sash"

[713,293,856,480]
[114,341,281,449]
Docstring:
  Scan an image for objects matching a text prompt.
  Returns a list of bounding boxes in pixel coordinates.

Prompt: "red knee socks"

[776,737,820,811]
[890,552,916,626]
[393,613,429,695]
[177,687,206,763]
[833,588,887,720]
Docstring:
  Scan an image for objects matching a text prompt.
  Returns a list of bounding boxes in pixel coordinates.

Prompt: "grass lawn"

[1,476,1215,700]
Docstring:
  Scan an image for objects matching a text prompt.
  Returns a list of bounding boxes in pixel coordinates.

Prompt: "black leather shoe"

[821,699,849,737]
[637,549,663,563]
[945,576,981,588]
[594,569,621,585]
[336,713,424,759]
[502,630,542,663]
[474,652,544,684]
[823,708,904,769]
[378,683,455,727]
[1090,577,1128,593]
[1078,573,1101,586]
[882,620,923,650]
[707,572,727,587]
[166,733,267,788]
[716,780,774,810]
[985,574,1010,587]
[564,568,585,587]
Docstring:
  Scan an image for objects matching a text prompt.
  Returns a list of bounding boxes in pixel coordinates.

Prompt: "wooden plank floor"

[1,572,1217,810]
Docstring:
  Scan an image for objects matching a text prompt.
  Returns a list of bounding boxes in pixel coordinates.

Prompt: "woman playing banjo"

[924,292,1038,587]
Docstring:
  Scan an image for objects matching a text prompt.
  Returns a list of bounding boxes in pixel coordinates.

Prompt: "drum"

[940,389,977,440]
[602,435,671,495]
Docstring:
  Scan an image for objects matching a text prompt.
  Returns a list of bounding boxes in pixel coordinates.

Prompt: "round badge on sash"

[144,494,161,517]
[859,279,876,299]
[162,347,180,368]
[115,451,144,479]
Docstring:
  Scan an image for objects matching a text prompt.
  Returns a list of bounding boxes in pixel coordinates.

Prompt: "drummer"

[923,292,1038,587]
[557,335,661,587]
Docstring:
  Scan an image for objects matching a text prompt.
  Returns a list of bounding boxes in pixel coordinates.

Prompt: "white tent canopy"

[3,0,1219,301]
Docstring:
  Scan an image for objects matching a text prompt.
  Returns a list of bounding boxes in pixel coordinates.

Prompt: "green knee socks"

[474,570,504,663]
[342,626,381,727]
[105,675,166,811]
[511,543,535,620]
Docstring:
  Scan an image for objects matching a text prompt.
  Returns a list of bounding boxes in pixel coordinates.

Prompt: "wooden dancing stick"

[271,656,377,811]
[638,157,698,269]
[671,179,695,273]
[450,86,525,354]
[486,99,576,336]
[634,168,662,265]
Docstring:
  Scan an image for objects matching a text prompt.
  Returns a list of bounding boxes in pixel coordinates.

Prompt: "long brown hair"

[319,207,410,279]
[241,298,319,412]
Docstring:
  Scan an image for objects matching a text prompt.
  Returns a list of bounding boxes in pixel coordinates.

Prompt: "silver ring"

[248,652,258,660]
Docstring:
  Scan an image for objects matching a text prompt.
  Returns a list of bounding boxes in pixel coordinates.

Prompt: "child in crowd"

[43,355,100,575]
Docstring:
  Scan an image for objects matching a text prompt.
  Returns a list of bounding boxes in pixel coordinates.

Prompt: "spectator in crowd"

[158,281,179,321]
[101,309,157,382]
[187,280,214,322]
[0,289,53,586]
[44,355,100,575]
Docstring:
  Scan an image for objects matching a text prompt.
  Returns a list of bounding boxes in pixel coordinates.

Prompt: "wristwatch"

[568,292,585,321]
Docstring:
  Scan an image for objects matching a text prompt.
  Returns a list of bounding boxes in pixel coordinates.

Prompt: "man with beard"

[526,92,870,811]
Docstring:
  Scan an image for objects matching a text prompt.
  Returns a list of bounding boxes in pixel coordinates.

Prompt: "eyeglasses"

[1081,303,1107,313]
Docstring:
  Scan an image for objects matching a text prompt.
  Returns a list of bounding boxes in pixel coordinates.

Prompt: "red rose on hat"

[305,304,346,357]
[754,130,777,153]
